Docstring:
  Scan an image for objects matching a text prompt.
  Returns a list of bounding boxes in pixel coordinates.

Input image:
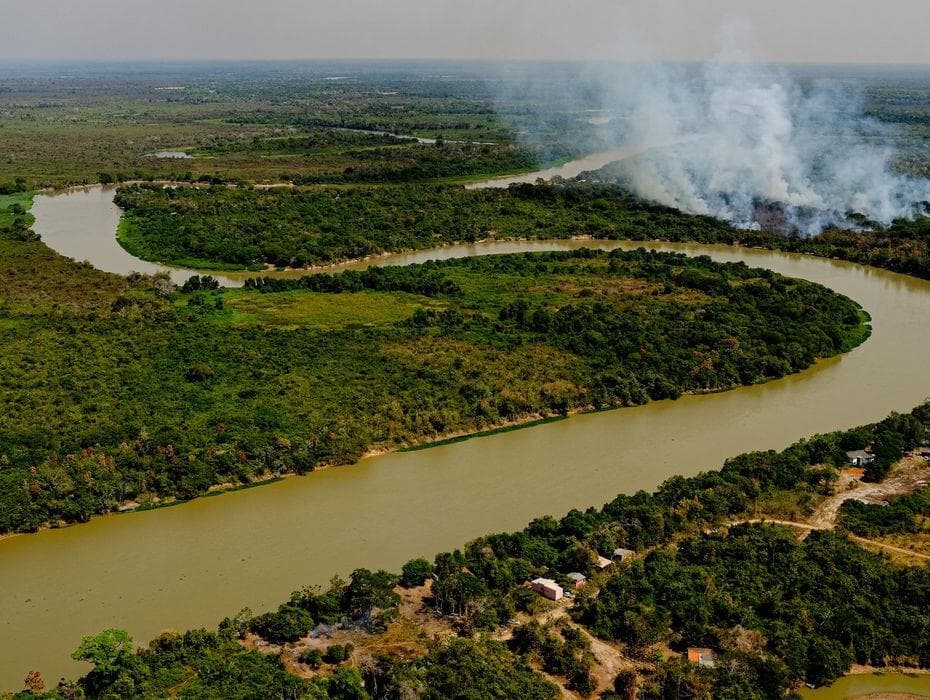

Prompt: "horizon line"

[1,57,930,68]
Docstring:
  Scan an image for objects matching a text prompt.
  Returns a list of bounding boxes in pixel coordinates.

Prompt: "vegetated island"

[0,208,868,535]
[6,405,930,699]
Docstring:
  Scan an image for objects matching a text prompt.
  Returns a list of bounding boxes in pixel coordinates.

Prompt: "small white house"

[531,578,564,601]
[613,547,635,562]
[595,555,613,570]
[846,450,875,467]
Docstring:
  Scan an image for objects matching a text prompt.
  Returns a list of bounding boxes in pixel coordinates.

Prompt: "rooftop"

[687,647,716,668]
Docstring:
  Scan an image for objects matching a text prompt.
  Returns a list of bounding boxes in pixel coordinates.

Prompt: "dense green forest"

[7,406,928,699]
[576,526,930,686]
[113,182,733,269]
[0,237,867,534]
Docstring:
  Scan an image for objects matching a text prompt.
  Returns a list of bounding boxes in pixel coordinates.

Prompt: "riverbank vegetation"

[7,406,930,699]
[0,192,33,233]
[0,231,868,534]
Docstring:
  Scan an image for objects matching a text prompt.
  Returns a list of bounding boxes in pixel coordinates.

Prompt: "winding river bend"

[5,169,930,691]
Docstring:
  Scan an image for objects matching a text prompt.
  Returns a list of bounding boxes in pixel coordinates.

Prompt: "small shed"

[846,450,875,467]
[595,555,613,570]
[566,572,587,588]
[687,648,716,668]
[613,547,635,562]
[531,578,563,601]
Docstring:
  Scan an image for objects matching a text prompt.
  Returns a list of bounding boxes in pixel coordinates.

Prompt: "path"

[809,455,930,529]
[715,452,930,562]
[726,519,930,562]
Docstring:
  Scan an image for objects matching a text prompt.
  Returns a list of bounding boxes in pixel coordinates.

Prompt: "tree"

[400,558,434,587]
[250,605,314,644]
[324,644,353,663]
[613,669,639,700]
[71,629,134,675]
[218,607,253,639]
[422,638,557,699]
[322,665,370,700]
[299,648,324,669]
[342,568,400,620]
[866,430,905,481]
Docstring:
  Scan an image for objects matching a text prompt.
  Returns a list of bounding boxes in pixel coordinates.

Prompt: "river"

[4,171,930,692]
[800,673,930,698]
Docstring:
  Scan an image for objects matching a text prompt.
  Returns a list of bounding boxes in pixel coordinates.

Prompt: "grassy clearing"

[0,192,33,229]
[218,289,443,329]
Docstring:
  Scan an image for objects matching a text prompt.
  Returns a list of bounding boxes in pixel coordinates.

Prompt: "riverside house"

[846,450,875,467]
[531,578,564,601]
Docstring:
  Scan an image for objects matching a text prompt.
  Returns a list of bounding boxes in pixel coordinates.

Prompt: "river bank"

[4,225,930,685]
[801,672,930,698]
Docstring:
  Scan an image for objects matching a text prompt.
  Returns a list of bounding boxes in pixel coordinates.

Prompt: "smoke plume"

[603,59,930,233]
[493,39,930,234]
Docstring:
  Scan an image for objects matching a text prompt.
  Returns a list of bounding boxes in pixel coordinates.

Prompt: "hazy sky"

[1,0,928,64]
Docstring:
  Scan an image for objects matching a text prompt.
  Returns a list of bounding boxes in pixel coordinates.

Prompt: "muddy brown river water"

[4,171,930,693]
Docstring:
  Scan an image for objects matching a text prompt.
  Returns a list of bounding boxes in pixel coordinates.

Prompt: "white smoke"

[604,59,930,233]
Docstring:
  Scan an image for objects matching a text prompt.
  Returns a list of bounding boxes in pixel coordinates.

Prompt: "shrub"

[185,362,214,382]
[249,605,314,644]
[299,648,323,669]
[400,558,433,587]
[323,644,353,664]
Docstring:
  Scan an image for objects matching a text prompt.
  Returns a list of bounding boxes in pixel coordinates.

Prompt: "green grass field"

[218,289,445,329]
[0,192,34,229]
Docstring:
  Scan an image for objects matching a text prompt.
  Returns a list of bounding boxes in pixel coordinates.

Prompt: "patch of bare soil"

[496,600,645,698]
[241,580,456,679]
[730,454,930,562]
[809,455,930,529]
